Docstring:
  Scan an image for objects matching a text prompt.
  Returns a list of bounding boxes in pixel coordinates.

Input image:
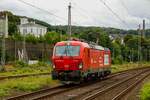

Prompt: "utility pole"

[138,24,141,66]
[68,2,72,40]
[142,19,145,62]
[0,13,7,71]
[142,19,145,38]
[23,28,28,63]
[113,48,115,59]
[132,48,134,62]
[23,31,26,62]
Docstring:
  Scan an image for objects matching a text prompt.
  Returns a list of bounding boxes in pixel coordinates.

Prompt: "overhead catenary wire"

[72,2,94,19]
[65,0,103,26]
[17,0,79,26]
[17,0,67,23]
[72,7,89,19]
[98,0,130,28]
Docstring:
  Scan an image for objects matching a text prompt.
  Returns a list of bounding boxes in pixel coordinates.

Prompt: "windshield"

[55,46,80,56]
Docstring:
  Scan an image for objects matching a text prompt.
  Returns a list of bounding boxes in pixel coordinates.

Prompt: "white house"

[109,34,125,45]
[18,18,47,37]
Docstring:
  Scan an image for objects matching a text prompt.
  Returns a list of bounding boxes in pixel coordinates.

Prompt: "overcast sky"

[0,0,150,29]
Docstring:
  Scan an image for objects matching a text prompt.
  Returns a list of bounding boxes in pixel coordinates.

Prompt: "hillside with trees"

[2,11,150,37]
[0,11,150,64]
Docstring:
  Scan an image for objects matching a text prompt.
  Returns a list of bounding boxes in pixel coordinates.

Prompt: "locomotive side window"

[104,54,109,65]
[55,46,80,56]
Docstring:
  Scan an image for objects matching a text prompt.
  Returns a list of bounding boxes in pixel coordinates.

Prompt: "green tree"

[124,34,133,44]
[99,32,112,47]
[38,35,45,43]
[25,34,38,44]
[11,33,23,41]
[44,31,60,45]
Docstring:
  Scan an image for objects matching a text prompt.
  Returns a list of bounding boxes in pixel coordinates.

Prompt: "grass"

[0,67,51,76]
[0,76,59,98]
[0,62,149,98]
[0,62,52,76]
[0,61,56,98]
[111,62,150,73]
[140,81,150,100]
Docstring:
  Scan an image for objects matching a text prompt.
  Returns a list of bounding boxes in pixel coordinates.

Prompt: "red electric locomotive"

[52,40,111,84]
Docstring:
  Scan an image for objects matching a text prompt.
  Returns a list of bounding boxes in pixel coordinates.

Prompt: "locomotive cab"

[52,41,88,83]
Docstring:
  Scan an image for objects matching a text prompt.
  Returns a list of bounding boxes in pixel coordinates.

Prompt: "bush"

[37,61,49,67]
[14,61,28,68]
[28,61,50,68]
[112,56,123,64]
[140,81,150,100]
[25,34,38,44]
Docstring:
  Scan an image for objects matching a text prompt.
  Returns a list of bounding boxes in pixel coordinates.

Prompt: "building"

[18,18,47,37]
[109,34,125,45]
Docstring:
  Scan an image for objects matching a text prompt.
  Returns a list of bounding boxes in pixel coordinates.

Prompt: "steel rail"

[7,85,64,100]
[111,72,150,100]
[6,67,150,100]
[22,68,148,100]
[6,69,128,100]
[0,72,50,80]
[82,68,150,100]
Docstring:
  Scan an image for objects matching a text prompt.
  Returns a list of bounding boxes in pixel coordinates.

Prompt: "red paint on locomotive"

[52,40,111,84]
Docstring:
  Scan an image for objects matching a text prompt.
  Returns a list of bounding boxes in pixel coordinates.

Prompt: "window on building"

[31,28,33,33]
[37,28,38,34]
[23,28,27,34]
[40,29,42,35]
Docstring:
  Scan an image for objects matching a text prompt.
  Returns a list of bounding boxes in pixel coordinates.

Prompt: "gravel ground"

[5,67,150,100]
[44,69,143,100]
[121,73,150,100]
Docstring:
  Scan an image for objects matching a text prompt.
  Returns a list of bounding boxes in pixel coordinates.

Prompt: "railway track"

[7,81,105,100]
[80,68,150,100]
[0,72,50,80]
[7,85,72,100]
[6,70,131,100]
[6,67,150,100]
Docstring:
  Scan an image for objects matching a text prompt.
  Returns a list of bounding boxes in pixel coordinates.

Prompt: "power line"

[65,0,101,25]
[17,0,80,26]
[73,3,94,19]
[98,0,130,28]
[71,1,101,25]
[17,0,67,23]
[72,7,89,19]
[72,2,92,18]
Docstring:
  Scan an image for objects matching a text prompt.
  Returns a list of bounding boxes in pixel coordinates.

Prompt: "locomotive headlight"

[79,63,83,69]
[52,64,55,69]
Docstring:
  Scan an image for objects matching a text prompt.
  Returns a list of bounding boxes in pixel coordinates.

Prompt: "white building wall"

[19,26,47,37]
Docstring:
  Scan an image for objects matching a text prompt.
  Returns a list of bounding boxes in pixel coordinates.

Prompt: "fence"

[0,39,53,64]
